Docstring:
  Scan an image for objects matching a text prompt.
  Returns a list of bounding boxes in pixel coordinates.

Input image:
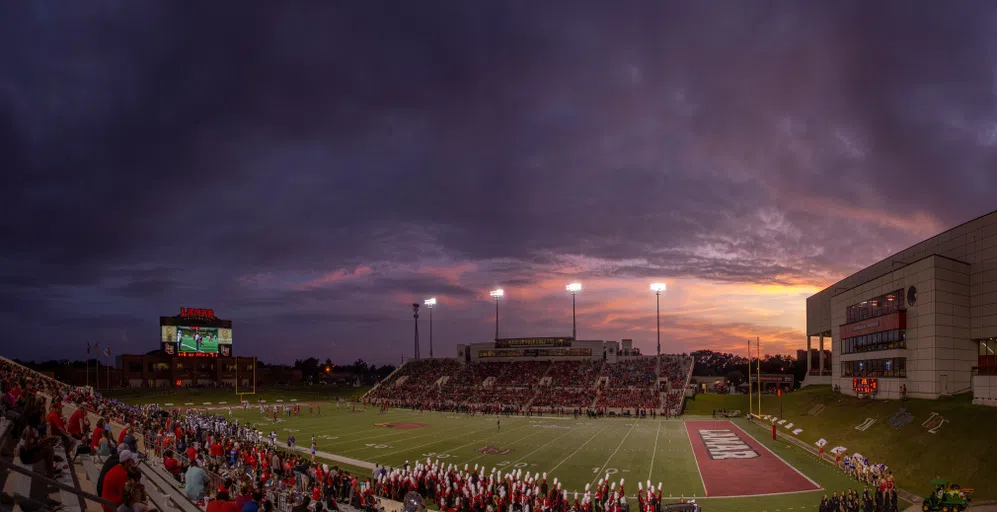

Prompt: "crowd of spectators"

[545,361,602,388]
[531,389,597,409]
[599,359,658,388]
[0,358,389,512]
[366,356,693,415]
[385,359,461,387]
[496,362,550,387]
[594,388,660,410]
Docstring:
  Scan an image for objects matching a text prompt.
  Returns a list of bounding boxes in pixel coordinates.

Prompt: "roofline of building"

[827,252,970,300]
[809,207,997,300]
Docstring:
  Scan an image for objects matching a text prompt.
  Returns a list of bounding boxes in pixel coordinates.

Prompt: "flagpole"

[747,338,752,416]
[85,343,89,389]
[757,337,762,416]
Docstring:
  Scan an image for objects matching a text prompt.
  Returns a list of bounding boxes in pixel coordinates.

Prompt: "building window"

[842,329,907,354]
[841,358,906,378]
[980,339,997,376]
[845,289,904,324]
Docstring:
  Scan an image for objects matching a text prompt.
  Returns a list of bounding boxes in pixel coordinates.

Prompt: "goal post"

[236,356,257,403]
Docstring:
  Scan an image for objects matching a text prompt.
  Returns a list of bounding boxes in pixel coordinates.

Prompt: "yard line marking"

[682,420,708,496]
[337,423,475,455]
[463,427,549,464]
[647,420,661,481]
[549,422,612,473]
[509,425,581,465]
[589,420,638,487]
[438,424,531,456]
[369,421,518,460]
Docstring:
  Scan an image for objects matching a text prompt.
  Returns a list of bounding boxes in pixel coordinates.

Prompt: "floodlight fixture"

[490,289,504,298]
[424,298,437,357]
[566,283,582,293]
[650,283,667,293]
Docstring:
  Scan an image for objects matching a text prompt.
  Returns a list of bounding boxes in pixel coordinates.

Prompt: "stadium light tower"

[490,289,504,340]
[424,298,437,358]
[566,283,582,339]
[412,303,421,359]
[651,283,667,376]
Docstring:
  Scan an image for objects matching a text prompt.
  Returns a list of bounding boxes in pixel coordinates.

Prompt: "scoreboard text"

[853,378,878,394]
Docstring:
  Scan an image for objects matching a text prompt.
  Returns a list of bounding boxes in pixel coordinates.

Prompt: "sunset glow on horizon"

[3,3,996,364]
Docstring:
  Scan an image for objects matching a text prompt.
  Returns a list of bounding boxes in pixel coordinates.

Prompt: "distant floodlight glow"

[490,289,504,298]
[650,283,667,292]
[424,297,437,306]
[566,283,582,293]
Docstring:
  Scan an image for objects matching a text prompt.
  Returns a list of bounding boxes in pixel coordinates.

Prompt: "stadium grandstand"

[363,349,694,417]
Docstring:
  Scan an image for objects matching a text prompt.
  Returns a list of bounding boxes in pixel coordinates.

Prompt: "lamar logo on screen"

[698,429,759,460]
[180,307,215,319]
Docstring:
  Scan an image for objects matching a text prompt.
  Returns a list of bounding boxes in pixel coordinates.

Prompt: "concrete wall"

[973,375,997,407]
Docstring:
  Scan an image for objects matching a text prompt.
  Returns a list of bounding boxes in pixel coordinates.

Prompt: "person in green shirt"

[185,459,210,501]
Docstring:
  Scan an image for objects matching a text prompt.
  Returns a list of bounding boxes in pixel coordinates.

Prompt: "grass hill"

[684,386,997,500]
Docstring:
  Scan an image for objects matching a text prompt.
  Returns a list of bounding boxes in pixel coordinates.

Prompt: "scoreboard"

[852,378,878,394]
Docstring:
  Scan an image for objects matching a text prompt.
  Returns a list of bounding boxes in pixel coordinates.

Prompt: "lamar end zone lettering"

[698,429,759,460]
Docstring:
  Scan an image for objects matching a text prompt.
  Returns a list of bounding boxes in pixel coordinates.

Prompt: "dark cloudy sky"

[3,1,996,364]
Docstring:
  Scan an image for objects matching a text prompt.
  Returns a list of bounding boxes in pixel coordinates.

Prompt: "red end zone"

[684,420,820,497]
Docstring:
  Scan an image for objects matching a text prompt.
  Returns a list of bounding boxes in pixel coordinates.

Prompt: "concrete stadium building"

[805,209,997,405]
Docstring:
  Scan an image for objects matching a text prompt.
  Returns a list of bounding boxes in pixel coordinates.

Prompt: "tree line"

[691,349,806,388]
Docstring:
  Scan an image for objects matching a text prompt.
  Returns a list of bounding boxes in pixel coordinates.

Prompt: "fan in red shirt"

[210,441,223,460]
[46,402,72,450]
[67,408,86,439]
[47,403,67,436]
[187,444,197,462]
[117,424,130,444]
[90,420,105,451]
[163,449,183,481]
[101,450,138,512]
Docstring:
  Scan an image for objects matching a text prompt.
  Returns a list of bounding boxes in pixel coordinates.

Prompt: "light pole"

[566,283,582,339]
[424,298,436,358]
[490,289,504,340]
[651,283,667,376]
[412,303,421,359]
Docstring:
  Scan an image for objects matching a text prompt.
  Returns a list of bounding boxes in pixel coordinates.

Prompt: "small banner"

[815,438,827,447]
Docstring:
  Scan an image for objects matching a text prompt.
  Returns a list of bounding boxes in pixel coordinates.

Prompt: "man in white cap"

[100,449,137,512]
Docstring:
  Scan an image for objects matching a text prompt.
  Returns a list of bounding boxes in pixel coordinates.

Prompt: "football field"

[178,331,218,353]
[225,405,874,512]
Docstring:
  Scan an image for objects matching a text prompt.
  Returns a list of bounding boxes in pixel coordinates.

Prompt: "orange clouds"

[297,266,373,290]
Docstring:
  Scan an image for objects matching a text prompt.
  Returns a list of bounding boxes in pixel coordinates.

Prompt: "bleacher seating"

[365,355,694,413]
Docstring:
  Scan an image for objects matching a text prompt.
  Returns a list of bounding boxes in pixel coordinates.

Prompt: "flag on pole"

[94,342,100,351]
[87,341,91,355]
[104,347,111,357]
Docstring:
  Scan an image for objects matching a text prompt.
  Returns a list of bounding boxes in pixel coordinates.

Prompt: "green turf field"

[108,387,923,510]
[177,326,220,353]
[219,405,879,512]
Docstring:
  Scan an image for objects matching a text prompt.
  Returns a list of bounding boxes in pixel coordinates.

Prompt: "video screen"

[171,326,232,354]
